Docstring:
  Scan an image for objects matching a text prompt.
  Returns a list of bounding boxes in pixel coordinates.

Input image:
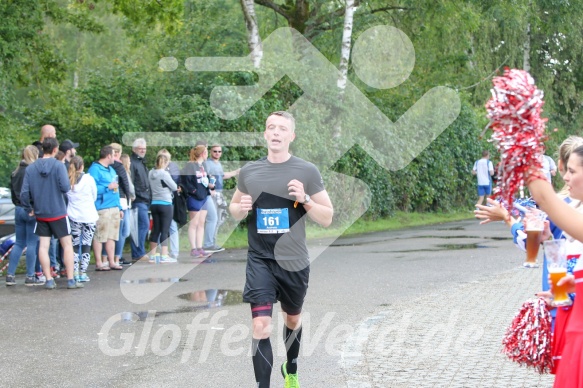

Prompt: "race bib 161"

[256,208,290,234]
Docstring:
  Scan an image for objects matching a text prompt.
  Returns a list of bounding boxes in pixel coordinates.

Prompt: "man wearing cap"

[59,139,79,171]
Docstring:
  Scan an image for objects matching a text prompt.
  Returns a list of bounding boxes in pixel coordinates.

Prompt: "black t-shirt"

[238,156,325,261]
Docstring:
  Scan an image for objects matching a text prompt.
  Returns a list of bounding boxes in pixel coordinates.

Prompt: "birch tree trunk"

[240,0,263,68]
[334,0,356,138]
[523,22,531,72]
[337,0,356,93]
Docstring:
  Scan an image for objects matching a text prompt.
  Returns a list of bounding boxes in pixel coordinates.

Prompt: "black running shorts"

[35,217,71,239]
[243,254,310,315]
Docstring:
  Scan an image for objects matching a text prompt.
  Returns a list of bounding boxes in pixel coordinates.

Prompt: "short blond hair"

[22,145,39,165]
[155,154,169,169]
[157,148,171,160]
[110,143,122,154]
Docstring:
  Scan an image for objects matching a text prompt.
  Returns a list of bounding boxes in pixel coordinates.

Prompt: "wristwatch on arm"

[302,194,311,204]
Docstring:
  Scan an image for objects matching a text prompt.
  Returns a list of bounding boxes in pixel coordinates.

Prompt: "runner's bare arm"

[302,190,333,227]
[288,179,333,227]
[229,188,252,221]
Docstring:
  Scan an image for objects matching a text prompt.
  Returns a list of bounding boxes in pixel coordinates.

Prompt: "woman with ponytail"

[67,156,98,282]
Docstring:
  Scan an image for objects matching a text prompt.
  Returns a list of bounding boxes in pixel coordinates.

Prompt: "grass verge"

[221,210,475,249]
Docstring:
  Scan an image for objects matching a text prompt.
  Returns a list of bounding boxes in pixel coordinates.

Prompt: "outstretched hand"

[474,198,510,224]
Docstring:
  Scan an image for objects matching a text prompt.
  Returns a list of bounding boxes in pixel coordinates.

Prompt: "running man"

[229,111,333,387]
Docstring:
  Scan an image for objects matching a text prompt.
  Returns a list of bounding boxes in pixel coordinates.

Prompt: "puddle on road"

[120,277,188,284]
[437,243,487,250]
[120,289,244,322]
[178,289,243,306]
[409,235,511,241]
[333,233,510,247]
[393,243,489,253]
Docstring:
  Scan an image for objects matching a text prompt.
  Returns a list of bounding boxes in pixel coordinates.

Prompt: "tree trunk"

[468,35,476,70]
[334,0,356,138]
[338,0,355,92]
[240,0,263,68]
[523,22,531,72]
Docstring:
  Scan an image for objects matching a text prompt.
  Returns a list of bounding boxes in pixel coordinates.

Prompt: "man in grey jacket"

[20,138,83,290]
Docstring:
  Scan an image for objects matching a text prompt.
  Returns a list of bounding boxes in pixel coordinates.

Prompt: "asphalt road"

[0,219,554,387]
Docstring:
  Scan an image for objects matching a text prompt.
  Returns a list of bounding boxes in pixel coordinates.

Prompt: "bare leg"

[105,239,116,267]
[197,210,207,250]
[38,236,52,280]
[476,195,485,207]
[93,239,104,268]
[188,211,198,250]
[59,235,75,280]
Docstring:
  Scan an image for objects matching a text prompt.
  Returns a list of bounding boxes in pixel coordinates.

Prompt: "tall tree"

[240,0,263,67]
[337,0,356,93]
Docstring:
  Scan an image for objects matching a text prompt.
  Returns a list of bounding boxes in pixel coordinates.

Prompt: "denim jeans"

[7,206,39,277]
[169,220,179,257]
[49,238,59,268]
[130,202,150,259]
[115,208,131,257]
[203,195,218,248]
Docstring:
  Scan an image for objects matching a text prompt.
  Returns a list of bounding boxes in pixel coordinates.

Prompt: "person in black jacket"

[5,146,42,286]
[106,143,133,265]
[129,138,151,262]
[181,145,212,258]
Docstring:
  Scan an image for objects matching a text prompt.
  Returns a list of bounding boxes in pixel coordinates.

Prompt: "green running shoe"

[281,361,300,388]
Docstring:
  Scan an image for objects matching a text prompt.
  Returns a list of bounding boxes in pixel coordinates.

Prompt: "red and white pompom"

[502,298,553,374]
[485,68,547,208]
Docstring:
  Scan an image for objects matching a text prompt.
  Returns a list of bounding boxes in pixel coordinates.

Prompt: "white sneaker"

[159,256,178,263]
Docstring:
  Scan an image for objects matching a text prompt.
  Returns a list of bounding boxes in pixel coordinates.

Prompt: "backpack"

[173,184,188,226]
[0,235,16,257]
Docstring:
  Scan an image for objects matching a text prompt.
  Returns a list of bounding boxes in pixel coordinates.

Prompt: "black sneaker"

[119,258,132,265]
[25,276,45,286]
[6,274,16,286]
[203,246,225,253]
